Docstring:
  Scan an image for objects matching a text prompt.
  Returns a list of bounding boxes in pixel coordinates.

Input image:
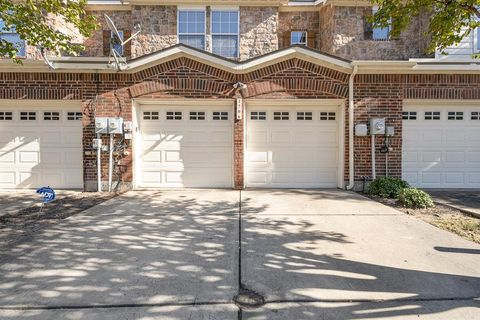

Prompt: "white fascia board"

[353,60,480,73]
[126,45,353,74]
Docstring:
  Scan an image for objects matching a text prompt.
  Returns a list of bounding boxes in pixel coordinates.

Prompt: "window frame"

[290,31,308,46]
[371,6,392,41]
[210,9,240,58]
[0,18,26,57]
[0,111,13,121]
[177,9,207,51]
[111,30,124,56]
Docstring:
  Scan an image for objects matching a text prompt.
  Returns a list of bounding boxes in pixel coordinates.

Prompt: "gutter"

[346,65,358,190]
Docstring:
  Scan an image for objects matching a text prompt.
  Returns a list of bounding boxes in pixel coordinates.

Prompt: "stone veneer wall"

[320,5,432,60]
[131,6,177,58]
[239,7,279,61]
[278,11,320,50]
[82,10,132,57]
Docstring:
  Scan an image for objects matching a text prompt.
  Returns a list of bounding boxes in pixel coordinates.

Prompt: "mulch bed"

[0,192,118,248]
[365,194,480,244]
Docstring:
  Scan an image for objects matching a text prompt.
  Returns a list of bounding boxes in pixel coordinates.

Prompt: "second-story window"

[365,7,392,41]
[111,30,124,55]
[372,7,392,41]
[0,18,26,57]
[211,10,239,58]
[178,10,206,50]
[291,31,307,46]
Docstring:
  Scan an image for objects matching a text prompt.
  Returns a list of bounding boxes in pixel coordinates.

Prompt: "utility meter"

[108,117,124,134]
[95,118,108,134]
[370,118,386,135]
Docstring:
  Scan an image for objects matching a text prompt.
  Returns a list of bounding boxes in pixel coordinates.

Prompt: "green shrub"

[398,188,435,209]
[366,177,410,198]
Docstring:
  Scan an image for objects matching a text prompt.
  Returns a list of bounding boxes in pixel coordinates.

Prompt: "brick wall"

[1,60,479,190]
[348,74,480,184]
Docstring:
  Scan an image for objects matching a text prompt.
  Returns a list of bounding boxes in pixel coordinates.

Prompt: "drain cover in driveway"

[233,288,265,309]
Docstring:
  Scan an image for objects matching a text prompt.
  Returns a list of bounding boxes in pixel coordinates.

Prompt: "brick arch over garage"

[128,57,349,99]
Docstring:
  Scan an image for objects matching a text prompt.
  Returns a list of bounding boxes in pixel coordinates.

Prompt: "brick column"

[233,96,245,189]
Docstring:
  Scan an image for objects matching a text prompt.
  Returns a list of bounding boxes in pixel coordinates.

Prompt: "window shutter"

[124,30,132,57]
[103,30,111,56]
[363,7,373,40]
[283,31,291,48]
[307,32,316,48]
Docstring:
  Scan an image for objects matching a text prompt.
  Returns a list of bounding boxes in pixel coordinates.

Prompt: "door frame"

[244,99,346,189]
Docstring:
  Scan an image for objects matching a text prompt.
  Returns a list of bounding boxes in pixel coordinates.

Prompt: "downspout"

[346,65,358,190]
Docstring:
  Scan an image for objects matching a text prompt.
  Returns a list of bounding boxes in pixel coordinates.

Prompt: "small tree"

[371,0,480,57]
[0,0,96,62]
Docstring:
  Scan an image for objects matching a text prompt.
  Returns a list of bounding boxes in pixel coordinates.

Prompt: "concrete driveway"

[0,189,479,319]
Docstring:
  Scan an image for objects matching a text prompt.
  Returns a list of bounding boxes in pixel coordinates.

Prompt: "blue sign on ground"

[36,187,56,204]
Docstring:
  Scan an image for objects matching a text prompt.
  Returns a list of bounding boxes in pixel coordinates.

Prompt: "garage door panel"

[468,173,480,184]
[468,129,480,141]
[271,130,291,143]
[19,151,39,164]
[0,172,16,186]
[422,171,442,184]
[446,130,466,142]
[403,105,480,188]
[403,151,418,163]
[246,105,339,188]
[138,105,233,188]
[249,130,268,143]
[468,151,480,163]
[0,131,15,143]
[422,151,441,163]
[0,107,83,189]
[444,172,465,184]
[247,151,268,164]
[41,131,63,145]
[41,150,63,165]
[18,171,39,187]
[445,151,465,163]
[0,152,15,163]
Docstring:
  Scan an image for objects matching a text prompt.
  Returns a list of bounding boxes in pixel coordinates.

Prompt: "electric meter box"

[95,117,124,134]
[355,124,368,136]
[95,118,108,134]
[108,117,124,134]
[370,118,386,135]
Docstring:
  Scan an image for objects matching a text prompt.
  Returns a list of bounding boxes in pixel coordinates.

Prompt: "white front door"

[246,104,340,188]
[138,103,233,188]
[402,104,480,188]
[0,107,83,189]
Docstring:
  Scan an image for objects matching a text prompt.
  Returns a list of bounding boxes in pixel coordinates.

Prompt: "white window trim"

[210,9,240,58]
[177,8,207,51]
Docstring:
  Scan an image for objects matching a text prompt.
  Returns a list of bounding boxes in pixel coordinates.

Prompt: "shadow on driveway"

[0,189,478,319]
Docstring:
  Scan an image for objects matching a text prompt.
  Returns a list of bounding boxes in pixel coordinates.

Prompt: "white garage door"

[0,107,83,189]
[138,104,233,188]
[246,105,340,188]
[402,104,480,188]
